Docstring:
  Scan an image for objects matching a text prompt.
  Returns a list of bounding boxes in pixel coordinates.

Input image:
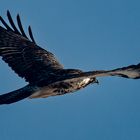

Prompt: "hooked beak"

[95,79,99,85]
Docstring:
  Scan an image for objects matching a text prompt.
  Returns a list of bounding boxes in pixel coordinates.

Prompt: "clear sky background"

[0,0,140,140]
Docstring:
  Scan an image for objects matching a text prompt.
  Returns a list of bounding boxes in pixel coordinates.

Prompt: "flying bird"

[0,11,140,105]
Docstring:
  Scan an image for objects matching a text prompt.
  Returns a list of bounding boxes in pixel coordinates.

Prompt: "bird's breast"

[29,77,95,99]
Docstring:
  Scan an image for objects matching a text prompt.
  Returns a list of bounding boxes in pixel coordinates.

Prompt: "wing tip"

[28,25,36,44]
[0,10,37,44]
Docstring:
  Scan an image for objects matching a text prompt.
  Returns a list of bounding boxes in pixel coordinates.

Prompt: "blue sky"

[0,0,140,140]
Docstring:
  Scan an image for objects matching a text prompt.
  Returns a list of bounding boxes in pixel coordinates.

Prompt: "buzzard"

[0,11,140,105]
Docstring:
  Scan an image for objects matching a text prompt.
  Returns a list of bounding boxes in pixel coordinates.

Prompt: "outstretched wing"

[0,11,63,84]
[107,63,140,79]
[83,63,140,79]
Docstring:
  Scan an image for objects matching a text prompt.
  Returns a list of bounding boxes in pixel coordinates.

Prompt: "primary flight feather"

[0,11,139,105]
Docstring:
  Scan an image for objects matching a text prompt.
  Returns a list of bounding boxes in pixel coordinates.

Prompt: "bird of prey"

[0,11,140,105]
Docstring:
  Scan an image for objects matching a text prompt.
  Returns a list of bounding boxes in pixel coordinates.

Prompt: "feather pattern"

[0,11,63,84]
[0,11,139,105]
[7,10,21,34]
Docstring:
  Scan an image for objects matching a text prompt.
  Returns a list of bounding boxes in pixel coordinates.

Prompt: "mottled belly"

[29,77,95,99]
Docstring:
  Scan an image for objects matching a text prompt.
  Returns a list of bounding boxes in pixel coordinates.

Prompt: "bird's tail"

[0,85,39,105]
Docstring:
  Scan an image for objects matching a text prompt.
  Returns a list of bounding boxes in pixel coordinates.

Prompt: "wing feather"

[7,10,21,34]
[0,15,13,31]
[82,63,140,79]
[16,14,28,39]
[0,11,63,84]
[28,26,36,43]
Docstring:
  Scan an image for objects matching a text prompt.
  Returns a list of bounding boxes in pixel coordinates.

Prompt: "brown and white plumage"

[0,11,140,105]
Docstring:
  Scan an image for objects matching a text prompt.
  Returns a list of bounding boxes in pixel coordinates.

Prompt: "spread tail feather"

[0,85,39,105]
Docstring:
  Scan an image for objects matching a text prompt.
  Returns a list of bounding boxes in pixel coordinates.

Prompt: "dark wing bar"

[83,63,140,79]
